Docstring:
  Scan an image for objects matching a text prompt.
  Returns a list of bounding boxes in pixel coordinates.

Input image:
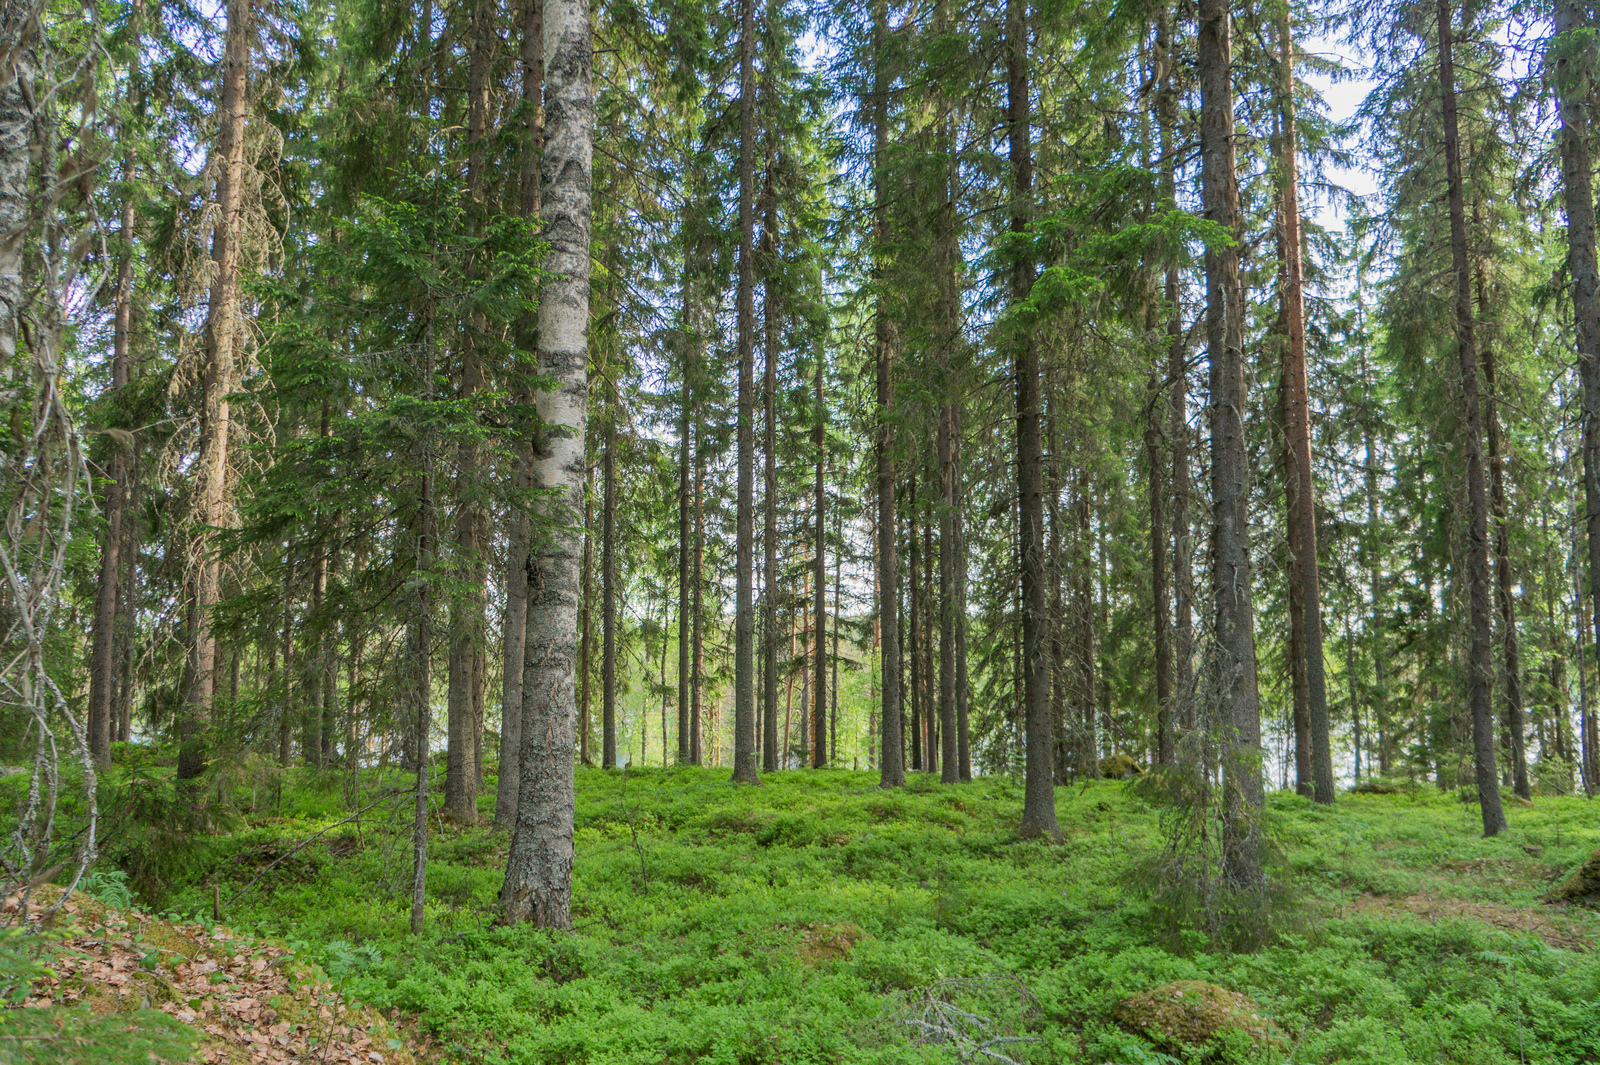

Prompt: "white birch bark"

[500,0,591,928]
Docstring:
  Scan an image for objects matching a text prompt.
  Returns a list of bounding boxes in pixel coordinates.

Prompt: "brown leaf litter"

[4,889,433,1063]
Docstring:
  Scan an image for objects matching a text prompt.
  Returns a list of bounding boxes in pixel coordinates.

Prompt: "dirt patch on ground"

[1347,893,1594,951]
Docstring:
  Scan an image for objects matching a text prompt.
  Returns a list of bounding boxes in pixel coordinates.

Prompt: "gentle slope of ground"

[16,766,1600,1064]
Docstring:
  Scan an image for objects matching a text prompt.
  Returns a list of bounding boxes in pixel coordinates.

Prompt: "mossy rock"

[1099,754,1144,780]
[1113,980,1285,1056]
[1552,847,1600,908]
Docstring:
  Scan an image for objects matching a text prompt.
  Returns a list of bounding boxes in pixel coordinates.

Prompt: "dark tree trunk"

[1274,9,1334,804]
[678,370,693,765]
[1078,470,1100,779]
[446,0,496,821]
[579,466,594,764]
[1011,0,1057,836]
[179,0,250,784]
[730,0,759,784]
[1364,413,1389,775]
[1198,0,1264,878]
[495,0,543,827]
[813,346,827,769]
[1437,0,1507,836]
[874,0,904,788]
[89,167,135,768]
[762,163,780,774]
[601,393,617,770]
[939,404,958,782]
[1481,287,1528,799]
[409,467,434,935]
[1555,0,1600,797]
[1157,5,1193,734]
[922,504,936,774]
[954,408,971,781]
[691,452,706,765]
[908,492,923,772]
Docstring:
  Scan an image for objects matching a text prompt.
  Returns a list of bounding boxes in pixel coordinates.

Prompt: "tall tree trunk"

[1283,370,1312,796]
[1437,0,1506,836]
[446,0,496,821]
[1048,440,1068,780]
[1274,10,1333,804]
[691,453,705,764]
[922,504,936,774]
[813,348,827,768]
[939,404,958,782]
[1481,280,1529,799]
[500,0,593,926]
[178,0,250,784]
[1147,351,1171,769]
[278,564,294,766]
[310,503,329,769]
[908,489,922,772]
[1010,0,1057,836]
[1364,408,1389,775]
[832,514,841,763]
[497,0,543,826]
[954,408,971,781]
[409,463,435,935]
[1198,0,1263,878]
[578,467,594,764]
[761,162,780,774]
[729,0,760,784]
[601,391,617,769]
[1077,469,1100,778]
[114,446,142,745]
[1555,0,1600,798]
[678,366,693,765]
[874,0,905,788]
[89,165,136,768]
[1156,6,1193,727]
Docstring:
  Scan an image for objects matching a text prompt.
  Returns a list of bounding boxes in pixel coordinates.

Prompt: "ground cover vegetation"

[8,0,1600,1056]
[12,765,1600,1064]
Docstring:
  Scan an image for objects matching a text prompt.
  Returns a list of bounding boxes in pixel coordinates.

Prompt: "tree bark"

[179,0,250,784]
[1155,6,1193,729]
[939,404,958,782]
[678,358,693,765]
[1010,0,1057,836]
[409,465,435,935]
[89,165,136,768]
[954,408,971,781]
[1481,283,1528,799]
[1198,0,1263,879]
[578,465,593,764]
[874,0,904,789]
[761,162,780,774]
[1275,11,1334,803]
[812,349,827,769]
[500,0,592,926]
[730,0,760,784]
[908,488,922,772]
[497,0,543,826]
[691,452,705,764]
[1555,0,1600,799]
[1437,0,1506,836]
[601,389,617,770]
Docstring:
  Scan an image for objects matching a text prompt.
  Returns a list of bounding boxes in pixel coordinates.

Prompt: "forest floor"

[12,764,1600,1064]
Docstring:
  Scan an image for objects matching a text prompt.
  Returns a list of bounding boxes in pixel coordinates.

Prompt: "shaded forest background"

[5,0,1600,900]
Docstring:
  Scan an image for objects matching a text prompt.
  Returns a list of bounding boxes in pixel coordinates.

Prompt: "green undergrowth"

[127,767,1600,1064]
